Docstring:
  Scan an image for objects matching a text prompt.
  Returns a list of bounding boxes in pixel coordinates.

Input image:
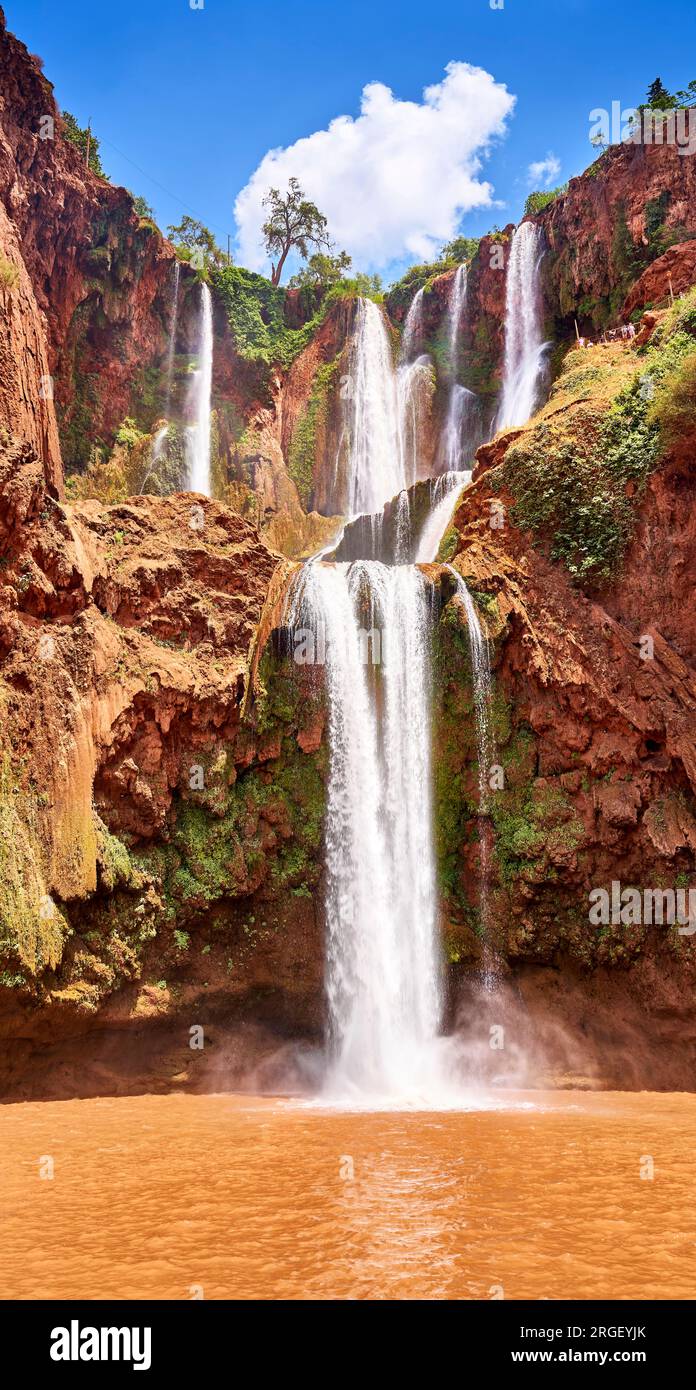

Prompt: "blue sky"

[8,0,696,283]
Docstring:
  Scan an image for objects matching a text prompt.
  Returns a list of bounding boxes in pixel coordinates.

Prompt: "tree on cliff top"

[439,235,480,264]
[61,111,107,179]
[262,178,333,286]
[288,249,352,290]
[639,76,696,110]
[166,216,226,270]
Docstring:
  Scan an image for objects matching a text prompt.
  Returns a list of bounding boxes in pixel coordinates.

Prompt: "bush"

[523,185,568,218]
[649,350,696,443]
[0,255,19,290]
[61,111,107,178]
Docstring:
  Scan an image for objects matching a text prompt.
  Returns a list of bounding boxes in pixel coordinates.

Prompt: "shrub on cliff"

[212,265,329,369]
[60,111,107,178]
[649,350,696,444]
[523,185,568,218]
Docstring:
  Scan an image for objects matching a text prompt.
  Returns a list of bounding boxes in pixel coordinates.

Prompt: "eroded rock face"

[0,432,329,1088]
[437,337,696,1007]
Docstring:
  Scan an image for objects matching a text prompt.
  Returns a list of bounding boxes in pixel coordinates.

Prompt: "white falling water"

[446,564,496,981]
[415,470,470,564]
[396,353,433,491]
[186,282,213,495]
[496,221,549,430]
[447,262,468,364]
[164,260,180,417]
[439,384,479,474]
[445,565,494,811]
[343,298,403,518]
[287,560,444,1102]
[438,264,483,473]
[400,286,425,362]
[139,424,168,496]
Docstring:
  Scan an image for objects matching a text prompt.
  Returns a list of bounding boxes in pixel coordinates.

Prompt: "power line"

[97,133,233,243]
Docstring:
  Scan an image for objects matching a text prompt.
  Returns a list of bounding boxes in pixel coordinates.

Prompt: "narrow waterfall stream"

[343,297,404,517]
[187,282,213,495]
[415,470,470,563]
[164,260,180,418]
[496,221,549,429]
[286,293,494,1103]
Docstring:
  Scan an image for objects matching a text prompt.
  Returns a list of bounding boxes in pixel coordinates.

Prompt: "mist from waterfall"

[287,560,445,1101]
[496,221,549,430]
[186,282,213,495]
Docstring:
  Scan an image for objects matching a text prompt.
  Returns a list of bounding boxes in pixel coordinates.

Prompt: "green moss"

[500,315,696,586]
[287,358,340,507]
[211,265,330,370]
[0,756,68,974]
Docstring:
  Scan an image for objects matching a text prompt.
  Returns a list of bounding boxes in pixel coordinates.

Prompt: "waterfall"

[446,564,496,973]
[280,280,499,1104]
[439,384,480,474]
[496,221,549,430]
[164,260,180,417]
[396,353,432,492]
[343,298,403,518]
[287,560,443,1100]
[447,262,468,364]
[438,264,483,473]
[139,423,168,495]
[415,470,470,563]
[186,282,213,495]
[400,286,425,362]
[445,566,494,812]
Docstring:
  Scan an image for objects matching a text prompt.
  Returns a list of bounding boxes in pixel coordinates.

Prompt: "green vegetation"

[499,295,696,585]
[0,255,19,289]
[639,75,696,110]
[384,261,444,318]
[523,184,568,218]
[0,755,68,975]
[289,250,352,290]
[212,264,331,369]
[262,177,334,286]
[131,195,156,222]
[287,359,340,506]
[61,111,107,178]
[167,215,227,271]
[439,235,480,263]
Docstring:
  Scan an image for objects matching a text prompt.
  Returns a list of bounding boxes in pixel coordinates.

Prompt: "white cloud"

[527,153,561,187]
[234,62,515,273]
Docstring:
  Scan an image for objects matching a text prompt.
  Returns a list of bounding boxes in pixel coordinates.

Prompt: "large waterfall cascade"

[186,282,214,495]
[284,277,496,1103]
[496,221,549,430]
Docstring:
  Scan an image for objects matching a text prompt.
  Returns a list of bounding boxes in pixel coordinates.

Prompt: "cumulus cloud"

[234,62,515,272]
[527,152,561,187]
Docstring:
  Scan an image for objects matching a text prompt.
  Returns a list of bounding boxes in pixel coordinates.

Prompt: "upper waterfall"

[343,297,404,518]
[186,282,213,495]
[496,222,549,430]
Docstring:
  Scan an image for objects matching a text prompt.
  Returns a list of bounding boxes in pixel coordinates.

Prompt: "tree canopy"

[288,250,352,290]
[262,178,333,286]
[439,235,480,264]
[640,76,696,110]
[166,216,227,270]
[61,111,107,179]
